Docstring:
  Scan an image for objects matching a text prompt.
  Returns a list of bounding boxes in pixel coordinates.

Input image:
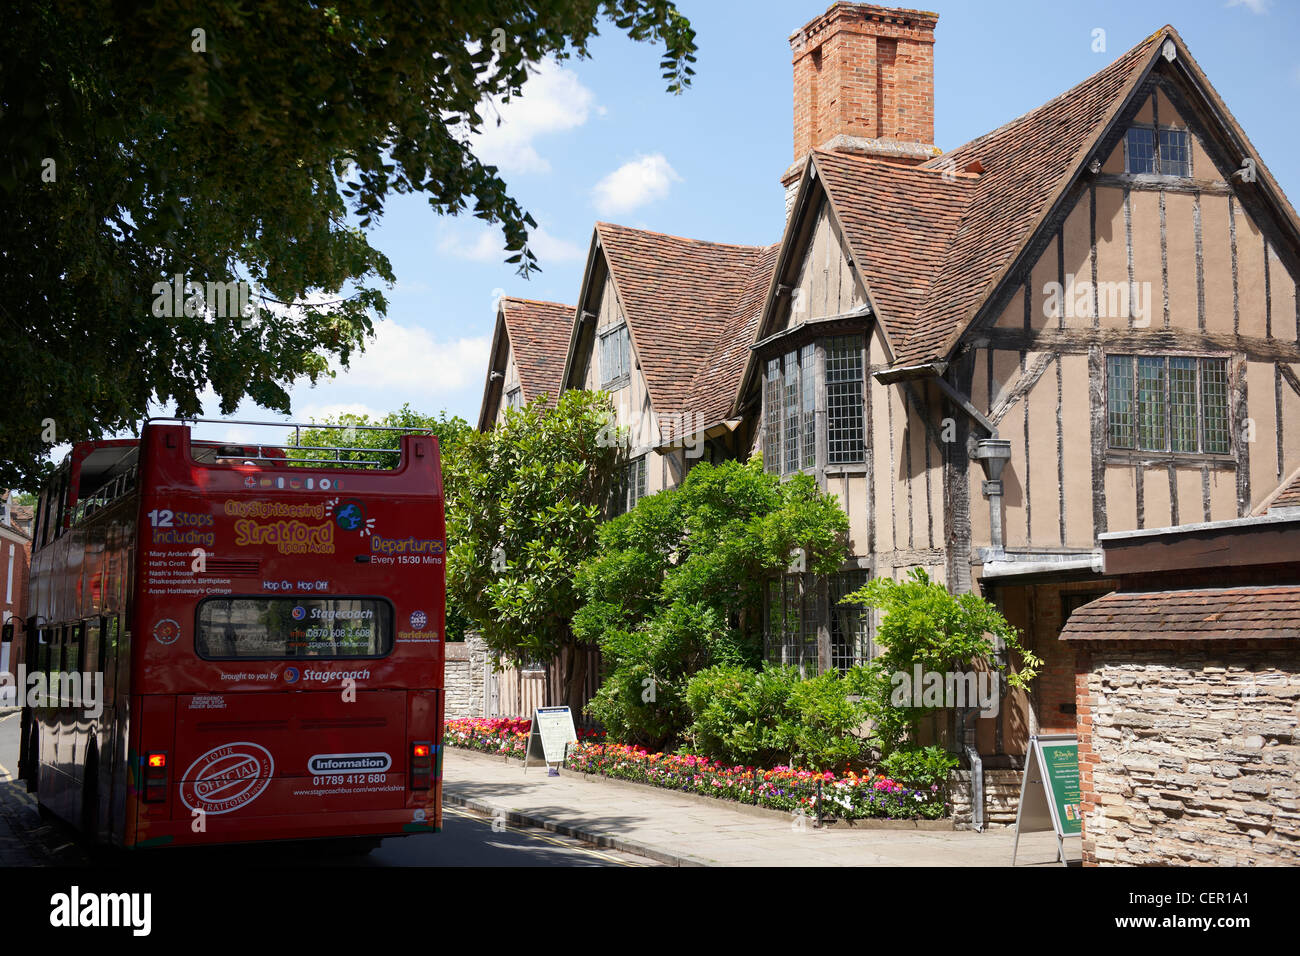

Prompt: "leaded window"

[801,344,816,469]
[1106,354,1231,455]
[826,336,865,464]
[765,570,873,675]
[784,351,800,474]
[1126,125,1190,177]
[764,357,782,473]
[765,574,820,675]
[760,336,865,475]
[829,570,871,673]
[609,454,648,516]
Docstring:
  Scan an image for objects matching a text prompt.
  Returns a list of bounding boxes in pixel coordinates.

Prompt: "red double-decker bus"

[12,418,445,851]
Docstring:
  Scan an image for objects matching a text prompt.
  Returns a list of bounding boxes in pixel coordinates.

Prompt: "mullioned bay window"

[761,334,865,475]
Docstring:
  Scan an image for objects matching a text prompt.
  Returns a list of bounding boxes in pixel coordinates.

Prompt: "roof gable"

[587,222,773,426]
[477,296,573,429]
[674,242,780,439]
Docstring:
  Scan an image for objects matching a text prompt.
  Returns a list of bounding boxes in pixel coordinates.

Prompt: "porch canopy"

[1060,585,1300,643]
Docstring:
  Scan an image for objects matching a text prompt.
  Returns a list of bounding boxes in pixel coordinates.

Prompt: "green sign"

[1012,734,1082,866]
[1040,742,1082,836]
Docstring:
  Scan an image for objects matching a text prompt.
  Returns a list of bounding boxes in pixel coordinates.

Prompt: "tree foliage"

[285,404,470,470]
[284,404,471,639]
[576,458,850,749]
[446,391,622,707]
[1,0,698,486]
[840,568,1043,755]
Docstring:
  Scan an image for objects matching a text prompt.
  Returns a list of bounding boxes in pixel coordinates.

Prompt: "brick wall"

[790,3,937,159]
[1075,640,1300,865]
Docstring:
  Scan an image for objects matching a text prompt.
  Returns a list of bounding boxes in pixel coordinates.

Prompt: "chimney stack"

[784,4,939,211]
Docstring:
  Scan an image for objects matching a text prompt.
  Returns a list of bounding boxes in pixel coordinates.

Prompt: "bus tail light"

[144,751,169,803]
[410,742,432,790]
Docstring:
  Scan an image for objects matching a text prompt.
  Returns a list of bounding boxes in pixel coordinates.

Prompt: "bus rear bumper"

[129,806,441,849]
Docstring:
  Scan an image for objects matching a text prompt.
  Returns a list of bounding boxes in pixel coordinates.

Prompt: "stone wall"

[949,768,1022,829]
[445,633,488,718]
[1076,640,1300,865]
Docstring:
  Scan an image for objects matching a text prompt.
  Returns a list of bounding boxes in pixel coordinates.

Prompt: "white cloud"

[592,154,681,215]
[470,60,597,174]
[1226,0,1269,12]
[293,401,389,424]
[439,229,502,262]
[438,223,584,266]
[529,226,586,264]
[321,318,490,395]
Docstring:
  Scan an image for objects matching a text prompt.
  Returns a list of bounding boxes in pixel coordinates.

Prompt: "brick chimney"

[784,3,939,212]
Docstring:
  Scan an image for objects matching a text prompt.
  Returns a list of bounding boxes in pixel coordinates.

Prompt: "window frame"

[763,568,874,676]
[598,322,632,391]
[760,333,866,476]
[1104,351,1233,460]
[194,594,396,662]
[1124,123,1192,179]
[610,454,648,517]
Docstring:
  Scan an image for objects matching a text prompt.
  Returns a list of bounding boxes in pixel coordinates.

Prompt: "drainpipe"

[962,708,984,833]
[971,439,1012,559]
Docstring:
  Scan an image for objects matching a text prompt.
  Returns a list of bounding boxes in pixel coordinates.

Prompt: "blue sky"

[176,0,1300,444]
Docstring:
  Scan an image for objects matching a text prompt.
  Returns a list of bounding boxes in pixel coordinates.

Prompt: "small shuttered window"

[599,324,631,388]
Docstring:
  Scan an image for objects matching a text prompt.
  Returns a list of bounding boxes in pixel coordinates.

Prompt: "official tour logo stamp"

[179,742,274,815]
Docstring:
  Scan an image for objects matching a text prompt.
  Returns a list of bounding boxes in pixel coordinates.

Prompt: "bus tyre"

[24,730,38,794]
[80,750,99,844]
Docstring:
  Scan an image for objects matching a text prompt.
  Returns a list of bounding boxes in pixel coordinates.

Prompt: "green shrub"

[879,746,959,790]
[575,458,850,749]
[683,663,873,772]
[683,663,800,767]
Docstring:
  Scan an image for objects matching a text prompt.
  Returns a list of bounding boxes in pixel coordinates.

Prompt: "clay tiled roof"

[499,297,574,407]
[1060,586,1300,642]
[596,223,774,429]
[674,243,781,440]
[812,29,1164,366]
[814,151,973,352]
[1257,467,1300,513]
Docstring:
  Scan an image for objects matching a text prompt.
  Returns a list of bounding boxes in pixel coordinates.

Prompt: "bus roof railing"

[146,416,434,469]
[146,416,436,435]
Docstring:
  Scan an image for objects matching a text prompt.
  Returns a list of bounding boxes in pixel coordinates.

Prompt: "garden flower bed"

[444,717,948,820]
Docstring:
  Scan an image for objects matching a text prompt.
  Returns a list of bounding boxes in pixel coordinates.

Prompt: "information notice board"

[523,706,578,773]
[1012,734,1082,866]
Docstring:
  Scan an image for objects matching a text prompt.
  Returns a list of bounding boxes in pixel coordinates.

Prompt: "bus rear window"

[196,597,393,660]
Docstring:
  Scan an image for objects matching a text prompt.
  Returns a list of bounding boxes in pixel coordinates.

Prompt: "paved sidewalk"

[443,748,1075,867]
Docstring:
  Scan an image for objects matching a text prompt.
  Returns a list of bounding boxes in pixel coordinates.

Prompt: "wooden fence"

[488,643,602,719]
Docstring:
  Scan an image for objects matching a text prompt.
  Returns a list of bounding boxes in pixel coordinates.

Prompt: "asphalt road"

[0,712,654,868]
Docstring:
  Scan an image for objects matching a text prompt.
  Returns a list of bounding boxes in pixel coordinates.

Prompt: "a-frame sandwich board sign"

[523,706,578,775]
[1012,733,1083,866]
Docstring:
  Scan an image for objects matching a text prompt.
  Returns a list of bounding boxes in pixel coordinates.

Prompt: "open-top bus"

[10,418,445,850]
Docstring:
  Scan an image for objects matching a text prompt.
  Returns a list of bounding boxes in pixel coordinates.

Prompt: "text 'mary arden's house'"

[478,4,1300,770]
